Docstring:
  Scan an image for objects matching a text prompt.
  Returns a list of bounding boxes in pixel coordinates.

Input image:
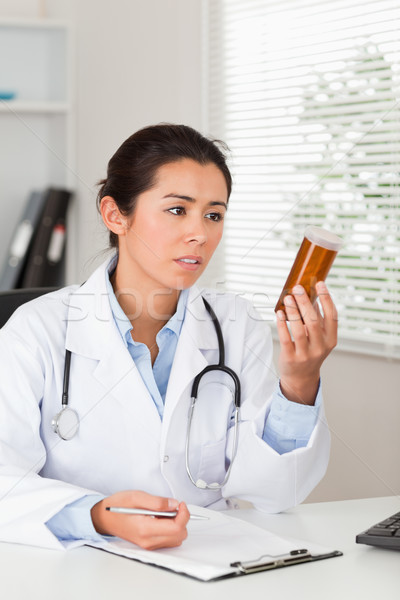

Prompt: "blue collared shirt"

[46,262,321,542]
[105,265,188,419]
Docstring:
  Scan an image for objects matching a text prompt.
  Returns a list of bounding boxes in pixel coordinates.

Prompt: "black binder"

[0,191,47,292]
[20,188,72,288]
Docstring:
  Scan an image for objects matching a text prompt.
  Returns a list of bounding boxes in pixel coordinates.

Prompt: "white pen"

[105,507,209,520]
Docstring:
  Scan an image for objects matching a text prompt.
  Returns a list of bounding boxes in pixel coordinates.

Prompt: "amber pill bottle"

[275,226,343,314]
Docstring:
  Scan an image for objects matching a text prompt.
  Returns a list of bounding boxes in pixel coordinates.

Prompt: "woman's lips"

[174,256,203,271]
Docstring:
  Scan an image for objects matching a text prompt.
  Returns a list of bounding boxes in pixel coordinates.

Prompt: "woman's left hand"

[276,281,338,406]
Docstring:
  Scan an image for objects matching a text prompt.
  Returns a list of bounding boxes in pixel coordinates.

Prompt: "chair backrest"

[0,288,57,328]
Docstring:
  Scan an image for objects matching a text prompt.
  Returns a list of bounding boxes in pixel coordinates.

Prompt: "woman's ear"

[100,196,128,237]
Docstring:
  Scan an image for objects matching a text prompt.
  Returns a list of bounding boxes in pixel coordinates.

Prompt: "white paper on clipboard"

[86,505,342,581]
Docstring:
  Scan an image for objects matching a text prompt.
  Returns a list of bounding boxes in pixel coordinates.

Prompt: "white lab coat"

[0,259,330,549]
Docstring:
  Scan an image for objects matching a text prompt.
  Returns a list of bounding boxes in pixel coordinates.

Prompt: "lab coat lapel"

[163,286,218,426]
[92,333,161,431]
[64,260,161,433]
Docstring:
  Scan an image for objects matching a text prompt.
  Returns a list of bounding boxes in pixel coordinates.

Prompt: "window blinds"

[207,0,400,357]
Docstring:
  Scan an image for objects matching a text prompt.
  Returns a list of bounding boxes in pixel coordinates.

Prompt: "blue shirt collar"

[105,255,188,347]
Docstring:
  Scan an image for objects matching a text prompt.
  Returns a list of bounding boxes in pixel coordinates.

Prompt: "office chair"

[0,288,57,328]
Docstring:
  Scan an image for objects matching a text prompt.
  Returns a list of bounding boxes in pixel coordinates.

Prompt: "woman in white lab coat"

[0,124,337,551]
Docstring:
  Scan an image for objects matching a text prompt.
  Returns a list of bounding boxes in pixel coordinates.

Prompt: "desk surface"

[1,495,399,600]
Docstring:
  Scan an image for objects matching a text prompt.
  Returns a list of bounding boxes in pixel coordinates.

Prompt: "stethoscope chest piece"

[52,406,79,441]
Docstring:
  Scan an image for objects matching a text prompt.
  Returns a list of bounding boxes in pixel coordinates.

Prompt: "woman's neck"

[110,267,180,332]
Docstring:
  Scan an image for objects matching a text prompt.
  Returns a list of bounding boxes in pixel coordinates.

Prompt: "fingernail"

[168,498,179,509]
[316,281,327,292]
[277,310,286,321]
[284,295,295,306]
[292,285,304,294]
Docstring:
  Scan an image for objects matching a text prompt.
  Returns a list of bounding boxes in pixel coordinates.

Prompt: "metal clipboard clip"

[230,549,312,574]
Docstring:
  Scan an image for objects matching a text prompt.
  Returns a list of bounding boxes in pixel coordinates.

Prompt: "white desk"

[1,496,398,600]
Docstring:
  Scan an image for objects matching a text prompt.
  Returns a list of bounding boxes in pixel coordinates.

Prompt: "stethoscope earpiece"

[195,479,208,489]
[195,479,220,489]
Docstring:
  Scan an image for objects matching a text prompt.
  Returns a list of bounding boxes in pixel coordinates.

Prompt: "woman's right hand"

[91,490,190,550]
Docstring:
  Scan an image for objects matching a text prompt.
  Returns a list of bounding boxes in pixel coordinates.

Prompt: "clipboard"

[86,505,342,581]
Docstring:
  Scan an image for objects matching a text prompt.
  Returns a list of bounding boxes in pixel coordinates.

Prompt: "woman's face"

[117,158,228,292]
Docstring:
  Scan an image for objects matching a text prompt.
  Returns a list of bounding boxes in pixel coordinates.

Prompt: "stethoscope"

[52,297,241,490]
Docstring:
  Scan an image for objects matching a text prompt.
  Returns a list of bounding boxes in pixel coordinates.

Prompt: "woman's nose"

[184,218,207,245]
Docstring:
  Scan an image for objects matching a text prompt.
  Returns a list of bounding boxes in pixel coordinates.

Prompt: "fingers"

[126,490,179,512]
[127,500,189,550]
[313,296,325,329]
[175,501,191,525]
[91,491,189,550]
[287,286,318,324]
[280,283,337,335]
[315,281,338,345]
[276,308,294,349]
[132,501,189,550]
[282,289,314,353]
[276,283,337,352]
[275,289,312,359]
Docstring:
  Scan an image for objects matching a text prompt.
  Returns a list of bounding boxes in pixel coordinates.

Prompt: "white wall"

[1,0,399,504]
[44,0,205,282]
[290,344,400,502]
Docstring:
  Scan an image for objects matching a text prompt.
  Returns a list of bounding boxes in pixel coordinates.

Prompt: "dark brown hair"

[97,123,232,248]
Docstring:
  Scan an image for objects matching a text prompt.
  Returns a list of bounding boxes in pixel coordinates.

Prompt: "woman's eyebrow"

[163,193,228,209]
[163,193,195,202]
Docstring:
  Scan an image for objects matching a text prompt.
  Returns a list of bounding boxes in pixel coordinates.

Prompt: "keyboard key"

[379,519,397,526]
[356,509,400,549]
[366,527,394,536]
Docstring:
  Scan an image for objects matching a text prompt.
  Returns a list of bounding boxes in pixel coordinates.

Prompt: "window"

[207,0,400,357]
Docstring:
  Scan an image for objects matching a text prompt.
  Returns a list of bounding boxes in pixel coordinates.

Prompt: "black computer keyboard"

[356,511,400,549]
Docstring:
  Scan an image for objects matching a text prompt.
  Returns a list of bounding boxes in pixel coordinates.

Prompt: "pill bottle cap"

[305,226,343,251]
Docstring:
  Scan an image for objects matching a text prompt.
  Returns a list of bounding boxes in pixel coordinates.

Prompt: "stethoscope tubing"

[185,401,240,490]
[51,347,80,441]
[185,297,241,490]
[62,349,72,407]
[53,296,241,489]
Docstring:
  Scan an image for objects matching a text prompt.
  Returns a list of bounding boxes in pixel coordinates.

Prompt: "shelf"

[0,100,70,114]
[0,15,74,278]
[0,21,68,105]
[0,17,69,30]
[0,17,74,268]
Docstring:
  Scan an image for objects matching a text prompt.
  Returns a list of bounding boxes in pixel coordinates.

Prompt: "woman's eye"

[168,207,186,216]
[206,212,224,222]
